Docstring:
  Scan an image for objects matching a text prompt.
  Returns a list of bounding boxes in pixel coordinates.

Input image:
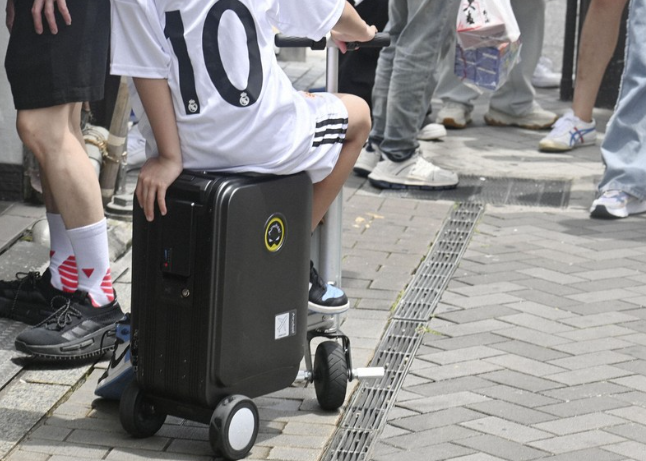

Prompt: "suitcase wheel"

[209,394,259,460]
[313,340,348,411]
[119,381,167,438]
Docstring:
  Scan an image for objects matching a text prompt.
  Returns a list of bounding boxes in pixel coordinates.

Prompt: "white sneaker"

[532,56,562,88]
[436,102,472,129]
[417,123,447,141]
[367,152,458,190]
[485,106,558,130]
[590,190,646,219]
[353,142,382,177]
[539,110,597,152]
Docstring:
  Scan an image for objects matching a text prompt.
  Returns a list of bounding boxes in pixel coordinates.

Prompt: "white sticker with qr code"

[275,310,297,340]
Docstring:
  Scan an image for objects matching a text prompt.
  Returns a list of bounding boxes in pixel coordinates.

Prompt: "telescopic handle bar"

[275,32,391,51]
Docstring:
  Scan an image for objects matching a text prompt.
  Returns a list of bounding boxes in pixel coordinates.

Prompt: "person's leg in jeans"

[590,0,646,219]
[435,0,556,129]
[485,0,553,122]
[360,0,458,189]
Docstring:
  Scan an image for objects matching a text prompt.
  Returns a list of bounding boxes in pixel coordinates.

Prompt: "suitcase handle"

[274,32,390,51]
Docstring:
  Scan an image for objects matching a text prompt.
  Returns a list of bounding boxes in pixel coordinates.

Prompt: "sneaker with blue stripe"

[539,110,597,152]
[94,313,134,400]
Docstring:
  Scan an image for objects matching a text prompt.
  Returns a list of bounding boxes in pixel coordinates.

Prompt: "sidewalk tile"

[461,416,551,443]
[528,430,625,455]
[455,434,549,461]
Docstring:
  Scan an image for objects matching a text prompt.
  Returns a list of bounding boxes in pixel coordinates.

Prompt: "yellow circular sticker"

[265,215,285,252]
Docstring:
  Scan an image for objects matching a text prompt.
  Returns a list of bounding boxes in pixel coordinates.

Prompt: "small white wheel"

[209,395,259,460]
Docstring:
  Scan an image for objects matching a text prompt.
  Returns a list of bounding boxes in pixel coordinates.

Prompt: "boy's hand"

[136,156,183,222]
[331,24,377,53]
[32,0,71,35]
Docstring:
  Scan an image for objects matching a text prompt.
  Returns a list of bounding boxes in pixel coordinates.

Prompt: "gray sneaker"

[485,106,558,130]
[367,153,458,190]
[353,142,382,177]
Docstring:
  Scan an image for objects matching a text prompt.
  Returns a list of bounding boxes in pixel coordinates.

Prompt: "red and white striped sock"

[47,213,78,293]
[67,218,114,307]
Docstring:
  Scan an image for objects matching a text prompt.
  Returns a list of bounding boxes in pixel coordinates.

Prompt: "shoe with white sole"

[532,56,562,88]
[590,190,646,219]
[417,123,447,141]
[368,152,458,190]
[539,110,597,152]
[309,261,349,314]
[353,141,382,177]
[436,102,472,129]
[485,106,558,130]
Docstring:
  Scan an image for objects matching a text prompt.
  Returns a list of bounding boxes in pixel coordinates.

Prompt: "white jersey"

[111,0,345,174]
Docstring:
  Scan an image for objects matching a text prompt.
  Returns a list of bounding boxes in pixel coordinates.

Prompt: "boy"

[95,0,375,396]
[111,0,375,310]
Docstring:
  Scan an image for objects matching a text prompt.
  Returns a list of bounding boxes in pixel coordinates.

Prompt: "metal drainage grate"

[322,202,483,461]
[380,175,571,208]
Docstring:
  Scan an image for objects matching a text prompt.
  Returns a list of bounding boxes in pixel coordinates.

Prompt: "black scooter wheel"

[119,381,166,438]
[314,340,348,411]
[209,395,259,460]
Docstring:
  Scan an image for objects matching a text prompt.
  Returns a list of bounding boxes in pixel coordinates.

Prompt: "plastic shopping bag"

[454,0,522,91]
[456,0,520,50]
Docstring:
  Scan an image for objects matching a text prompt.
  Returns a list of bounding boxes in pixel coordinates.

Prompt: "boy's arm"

[330,1,377,52]
[133,77,184,222]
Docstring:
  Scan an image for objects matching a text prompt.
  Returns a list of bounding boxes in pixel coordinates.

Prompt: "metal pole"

[317,45,343,287]
[560,0,579,101]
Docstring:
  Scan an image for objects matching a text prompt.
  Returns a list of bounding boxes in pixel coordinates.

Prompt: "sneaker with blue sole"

[95,313,135,400]
[309,261,349,314]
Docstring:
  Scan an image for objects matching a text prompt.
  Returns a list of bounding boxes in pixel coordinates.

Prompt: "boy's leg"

[311,93,371,232]
[308,93,370,314]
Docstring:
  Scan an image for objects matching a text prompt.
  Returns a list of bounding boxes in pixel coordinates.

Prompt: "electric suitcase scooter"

[120,33,390,461]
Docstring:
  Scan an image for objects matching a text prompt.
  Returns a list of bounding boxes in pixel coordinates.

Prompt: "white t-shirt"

[111,0,345,173]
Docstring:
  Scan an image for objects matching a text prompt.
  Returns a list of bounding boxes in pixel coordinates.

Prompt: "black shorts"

[4,0,110,110]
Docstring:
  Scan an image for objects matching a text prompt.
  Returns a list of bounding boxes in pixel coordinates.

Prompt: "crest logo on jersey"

[240,92,250,107]
[188,99,199,113]
[265,215,285,252]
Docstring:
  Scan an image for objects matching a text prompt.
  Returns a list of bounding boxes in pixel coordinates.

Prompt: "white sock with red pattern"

[47,212,78,293]
[66,218,114,307]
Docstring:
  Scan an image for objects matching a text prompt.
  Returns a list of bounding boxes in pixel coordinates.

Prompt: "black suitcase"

[121,171,312,459]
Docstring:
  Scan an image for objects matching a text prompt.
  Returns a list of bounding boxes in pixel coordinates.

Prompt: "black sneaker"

[0,269,65,325]
[14,291,124,360]
[309,261,349,314]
